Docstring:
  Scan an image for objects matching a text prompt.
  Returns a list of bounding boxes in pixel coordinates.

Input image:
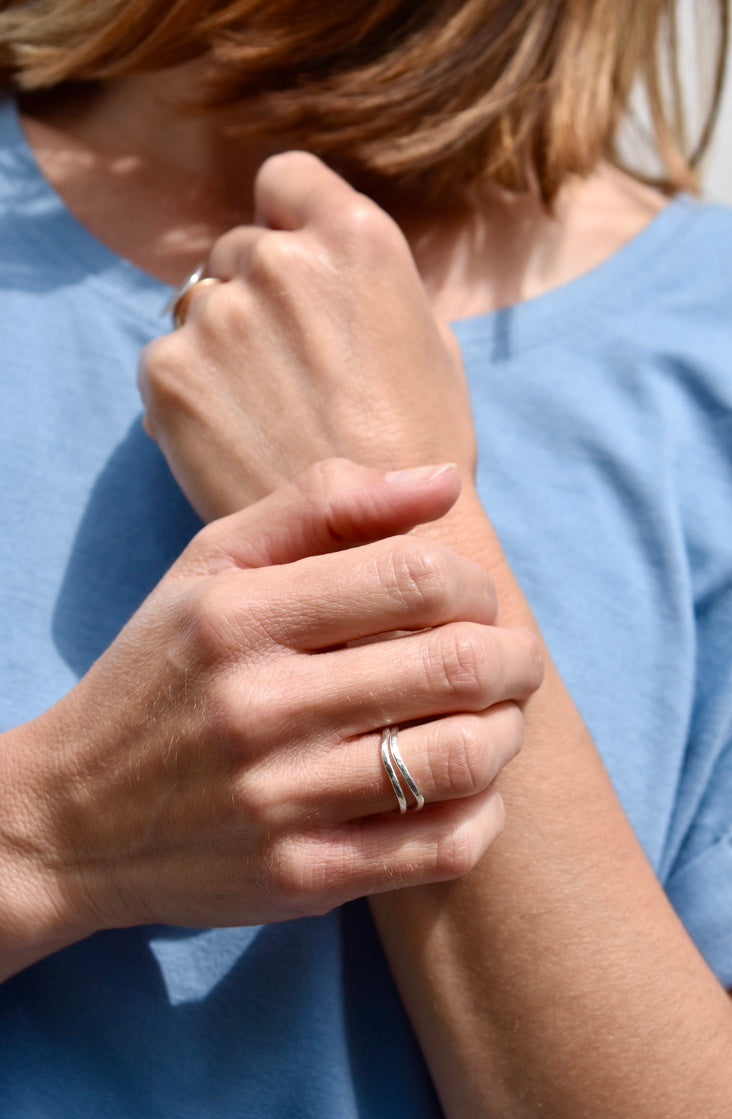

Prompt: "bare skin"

[0,460,541,981]
[139,153,732,1118]
[15,68,732,1118]
[19,66,665,312]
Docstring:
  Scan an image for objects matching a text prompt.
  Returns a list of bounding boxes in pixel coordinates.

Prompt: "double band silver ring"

[380,726,425,813]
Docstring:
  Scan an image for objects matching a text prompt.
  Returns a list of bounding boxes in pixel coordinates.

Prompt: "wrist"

[0,715,102,981]
[412,485,538,631]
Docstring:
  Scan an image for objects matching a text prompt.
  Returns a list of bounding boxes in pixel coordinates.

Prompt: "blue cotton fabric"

[1,95,731,1115]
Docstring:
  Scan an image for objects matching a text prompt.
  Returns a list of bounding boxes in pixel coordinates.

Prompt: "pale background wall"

[701,47,732,204]
[688,2,731,204]
[617,4,730,203]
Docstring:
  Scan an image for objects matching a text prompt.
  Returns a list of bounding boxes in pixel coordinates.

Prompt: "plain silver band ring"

[380,726,425,813]
[166,264,222,328]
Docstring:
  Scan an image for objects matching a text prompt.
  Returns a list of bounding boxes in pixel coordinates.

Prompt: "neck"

[19,69,667,315]
[403,167,667,320]
[20,67,269,283]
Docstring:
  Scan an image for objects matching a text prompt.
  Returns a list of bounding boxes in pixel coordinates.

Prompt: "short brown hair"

[0,0,728,205]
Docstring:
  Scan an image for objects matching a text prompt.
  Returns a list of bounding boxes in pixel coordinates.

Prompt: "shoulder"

[635,198,732,404]
[661,194,732,281]
[635,192,732,324]
[569,166,732,317]
[582,193,732,379]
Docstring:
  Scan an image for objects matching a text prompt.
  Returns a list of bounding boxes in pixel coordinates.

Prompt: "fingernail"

[385,463,457,485]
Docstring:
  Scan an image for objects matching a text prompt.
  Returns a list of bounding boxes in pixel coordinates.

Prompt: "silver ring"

[380,726,425,813]
[164,263,221,328]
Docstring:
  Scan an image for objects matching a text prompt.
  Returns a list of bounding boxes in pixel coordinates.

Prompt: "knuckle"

[137,334,187,411]
[200,280,253,341]
[258,149,321,188]
[262,839,299,905]
[265,836,331,916]
[432,821,481,880]
[383,540,452,616]
[180,519,237,575]
[138,335,167,383]
[426,624,488,708]
[204,670,253,747]
[210,643,293,745]
[505,700,525,746]
[517,627,546,692]
[182,575,241,663]
[489,703,525,769]
[339,195,401,252]
[431,793,506,881]
[249,229,296,277]
[288,459,363,553]
[443,716,489,796]
[296,457,353,502]
[208,226,252,277]
[184,518,223,562]
[229,764,279,829]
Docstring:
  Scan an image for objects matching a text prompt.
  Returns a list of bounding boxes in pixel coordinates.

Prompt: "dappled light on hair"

[0,0,727,205]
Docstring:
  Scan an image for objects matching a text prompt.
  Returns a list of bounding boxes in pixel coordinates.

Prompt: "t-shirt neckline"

[0,96,173,322]
[452,195,702,354]
[1,94,701,346]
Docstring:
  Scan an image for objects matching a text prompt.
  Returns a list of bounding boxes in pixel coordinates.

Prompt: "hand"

[139,152,476,522]
[0,461,542,969]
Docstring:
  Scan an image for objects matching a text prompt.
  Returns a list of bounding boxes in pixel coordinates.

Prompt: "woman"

[1,1,731,1116]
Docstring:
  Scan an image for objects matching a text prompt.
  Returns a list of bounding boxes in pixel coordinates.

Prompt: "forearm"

[137,145,732,1108]
[370,492,732,1118]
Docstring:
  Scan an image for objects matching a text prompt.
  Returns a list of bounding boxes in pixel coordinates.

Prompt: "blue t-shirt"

[1,96,731,1116]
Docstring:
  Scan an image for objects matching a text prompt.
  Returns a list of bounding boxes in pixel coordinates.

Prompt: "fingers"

[169,273,223,331]
[247,621,542,742]
[205,226,262,285]
[172,539,501,671]
[233,535,499,648]
[164,222,266,329]
[266,786,507,917]
[317,622,542,731]
[206,153,399,278]
[172,153,390,289]
[253,150,362,231]
[345,786,506,894]
[176,458,462,572]
[324,704,524,821]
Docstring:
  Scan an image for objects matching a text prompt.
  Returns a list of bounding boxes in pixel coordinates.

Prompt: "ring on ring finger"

[166,263,223,328]
[365,706,521,819]
[380,726,425,813]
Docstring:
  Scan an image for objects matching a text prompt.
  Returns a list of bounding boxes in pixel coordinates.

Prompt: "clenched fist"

[139,152,477,522]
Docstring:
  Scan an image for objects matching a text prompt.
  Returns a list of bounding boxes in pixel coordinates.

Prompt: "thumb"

[178,458,461,573]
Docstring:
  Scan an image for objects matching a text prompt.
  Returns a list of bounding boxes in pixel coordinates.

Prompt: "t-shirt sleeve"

[664,414,732,989]
[666,826,732,989]
[665,704,732,989]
